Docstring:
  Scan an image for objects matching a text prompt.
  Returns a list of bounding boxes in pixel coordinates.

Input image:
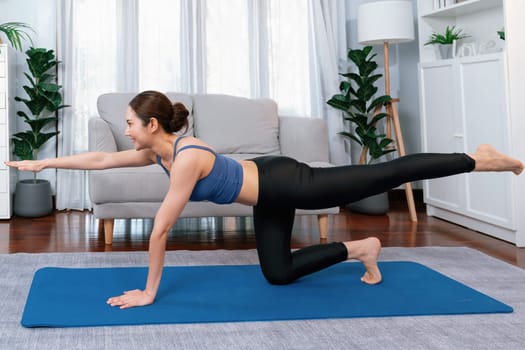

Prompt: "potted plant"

[327,46,395,214]
[0,22,33,51]
[11,47,68,217]
[425,25,469,59]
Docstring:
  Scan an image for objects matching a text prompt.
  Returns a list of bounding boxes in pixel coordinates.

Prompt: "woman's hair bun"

[173,103,189,119]
[170,102,190,133]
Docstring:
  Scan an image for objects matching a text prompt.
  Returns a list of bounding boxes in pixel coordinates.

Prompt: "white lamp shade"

[358,1,415,45]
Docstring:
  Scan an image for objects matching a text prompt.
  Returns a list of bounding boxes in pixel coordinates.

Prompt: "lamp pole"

[383,41,391,96]
[358,0,418,222]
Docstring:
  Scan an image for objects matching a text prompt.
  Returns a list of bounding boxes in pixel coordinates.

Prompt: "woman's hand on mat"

[107,289,155,309]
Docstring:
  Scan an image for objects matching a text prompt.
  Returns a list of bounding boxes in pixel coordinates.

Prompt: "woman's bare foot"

[469,144,524,175]
[343,237,382,284]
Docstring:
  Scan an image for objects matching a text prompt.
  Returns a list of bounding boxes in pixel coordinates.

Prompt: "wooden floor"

[1,194,524,268]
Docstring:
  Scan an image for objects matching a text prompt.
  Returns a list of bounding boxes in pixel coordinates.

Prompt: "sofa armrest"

[279,116,330,163]
[88,116,118,152]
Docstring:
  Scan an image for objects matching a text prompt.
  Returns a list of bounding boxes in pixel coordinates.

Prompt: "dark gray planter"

[13,179,53,217]
[347,191,389,215]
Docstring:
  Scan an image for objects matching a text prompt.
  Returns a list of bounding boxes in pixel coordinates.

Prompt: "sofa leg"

[317,214,328,241]
[103,219,115,245]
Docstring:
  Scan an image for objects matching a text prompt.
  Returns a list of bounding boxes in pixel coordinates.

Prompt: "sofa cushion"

[97,92,194,151]
[88,117,118,152]
[89,165,169,203]
[192,94,280,155]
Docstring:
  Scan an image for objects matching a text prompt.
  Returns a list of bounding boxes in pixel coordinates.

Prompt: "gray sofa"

[89,93,339,244]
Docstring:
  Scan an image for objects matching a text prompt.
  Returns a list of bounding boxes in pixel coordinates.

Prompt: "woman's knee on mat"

[260,264,295,285]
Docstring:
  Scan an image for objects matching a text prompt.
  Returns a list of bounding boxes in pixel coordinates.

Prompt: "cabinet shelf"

[420,51,504,67]
[421,0,502,18]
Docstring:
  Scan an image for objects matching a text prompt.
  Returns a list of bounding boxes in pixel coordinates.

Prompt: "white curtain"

[56,0,348,210]
[56,0,122,210]
[309,0,349,165]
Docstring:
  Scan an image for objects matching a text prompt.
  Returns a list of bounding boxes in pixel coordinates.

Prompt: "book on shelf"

[434,0,469,10]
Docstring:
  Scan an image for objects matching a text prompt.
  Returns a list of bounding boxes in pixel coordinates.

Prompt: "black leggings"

[250,153,475,285]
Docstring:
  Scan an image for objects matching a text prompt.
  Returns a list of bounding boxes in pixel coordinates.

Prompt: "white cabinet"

[419,61,461,210]
[0,44,15,219]
[417,0,525,245]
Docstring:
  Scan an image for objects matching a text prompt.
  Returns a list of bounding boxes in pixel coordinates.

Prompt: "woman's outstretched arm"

[5,149,155,172]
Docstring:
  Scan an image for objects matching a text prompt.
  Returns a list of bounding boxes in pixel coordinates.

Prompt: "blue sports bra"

[156,137,244,204]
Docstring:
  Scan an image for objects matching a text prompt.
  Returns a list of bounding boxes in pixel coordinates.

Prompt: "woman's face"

[125,106,150,150]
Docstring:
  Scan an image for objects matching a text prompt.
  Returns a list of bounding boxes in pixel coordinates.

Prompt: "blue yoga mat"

[21,261,512,328]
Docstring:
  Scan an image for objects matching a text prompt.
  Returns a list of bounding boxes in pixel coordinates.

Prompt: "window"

[58,0,345,209]
[135,0,312,115]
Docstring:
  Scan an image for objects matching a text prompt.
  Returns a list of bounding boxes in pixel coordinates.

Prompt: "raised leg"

[253,154,476,211]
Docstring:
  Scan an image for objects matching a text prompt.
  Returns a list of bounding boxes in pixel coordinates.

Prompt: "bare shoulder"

[172,137,216,179]
[176,136,216,152]
[170,150,203,180]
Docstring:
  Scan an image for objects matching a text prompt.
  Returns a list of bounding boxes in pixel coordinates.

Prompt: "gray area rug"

[1,247,524,350]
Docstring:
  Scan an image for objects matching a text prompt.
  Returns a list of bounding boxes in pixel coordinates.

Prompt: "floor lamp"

[357,0,418,222]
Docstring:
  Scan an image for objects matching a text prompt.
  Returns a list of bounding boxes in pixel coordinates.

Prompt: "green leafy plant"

[425,25,469,45]
[0,22,34,51]
[327,46,395,164]
[12,48,68,181]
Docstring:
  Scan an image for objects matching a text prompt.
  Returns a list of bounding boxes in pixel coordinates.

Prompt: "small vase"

[437,44,454,59]
[13,179,53,217]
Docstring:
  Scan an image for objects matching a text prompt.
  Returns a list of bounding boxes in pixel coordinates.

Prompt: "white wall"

[0,0,58,186]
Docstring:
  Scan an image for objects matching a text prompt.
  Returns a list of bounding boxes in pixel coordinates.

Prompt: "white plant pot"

[437,44,454,59]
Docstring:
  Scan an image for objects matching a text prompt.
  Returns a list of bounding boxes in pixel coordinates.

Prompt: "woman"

[6,90,523,310]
